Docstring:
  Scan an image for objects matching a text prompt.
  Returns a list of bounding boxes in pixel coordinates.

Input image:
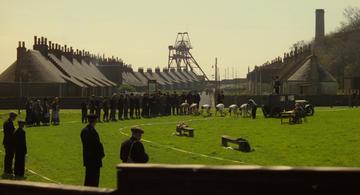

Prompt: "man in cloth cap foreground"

[13,120,27,179]
[80,114,105,187]
[120,127,149,163]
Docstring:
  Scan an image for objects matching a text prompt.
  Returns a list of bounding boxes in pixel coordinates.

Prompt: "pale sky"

[0,0,358,79]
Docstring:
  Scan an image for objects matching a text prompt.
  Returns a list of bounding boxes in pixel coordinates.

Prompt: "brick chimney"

[315,9,325,41]
[16,41,27,82]
[146,68,152,73]
[17,41,27,61]
[138,68,144,73]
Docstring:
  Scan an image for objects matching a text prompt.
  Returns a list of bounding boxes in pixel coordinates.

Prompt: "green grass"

[1,107,360,188]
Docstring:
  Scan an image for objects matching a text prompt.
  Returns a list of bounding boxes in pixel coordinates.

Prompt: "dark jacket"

[13,128,27,155]
[81,125,105,167]
[3,119,15,148]
[120,137,148,163]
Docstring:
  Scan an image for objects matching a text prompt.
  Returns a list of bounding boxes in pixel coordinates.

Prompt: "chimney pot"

[34,36,37,45]
[44,38,47,45]
[22,41,25,48]
[41,37,44,44]
[18,41,21,48]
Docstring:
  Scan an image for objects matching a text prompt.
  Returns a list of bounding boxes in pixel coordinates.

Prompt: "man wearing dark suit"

[118,94,124,120]
[80,114,105,187]
[120,127,149,163]
[2,112,17,178]
[13,120,27,179]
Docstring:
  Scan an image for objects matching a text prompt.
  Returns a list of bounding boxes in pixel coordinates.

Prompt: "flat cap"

[9,112,18,117]
[131,127,144,134]
[18,120,26,124]
[87,114,97,122]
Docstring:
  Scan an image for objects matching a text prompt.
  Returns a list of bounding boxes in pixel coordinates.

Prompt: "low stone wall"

[1,164,360,195]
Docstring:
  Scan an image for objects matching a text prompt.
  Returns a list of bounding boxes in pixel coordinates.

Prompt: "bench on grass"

[176,127,194,137]
[221,135,250,152]
[281,110,306,124]
[280,110,295,124]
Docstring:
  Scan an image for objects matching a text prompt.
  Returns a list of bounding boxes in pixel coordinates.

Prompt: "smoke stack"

[17,41,27,61]
[315,9,325,41]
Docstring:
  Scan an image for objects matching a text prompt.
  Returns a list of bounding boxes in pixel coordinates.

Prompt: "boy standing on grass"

[120,127,149,163]
[13,120,27,179]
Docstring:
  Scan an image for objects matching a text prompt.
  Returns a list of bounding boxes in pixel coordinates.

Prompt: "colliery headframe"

[168,32,209,81]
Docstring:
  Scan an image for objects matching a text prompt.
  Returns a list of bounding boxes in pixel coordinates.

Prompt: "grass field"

[1,107,360,188]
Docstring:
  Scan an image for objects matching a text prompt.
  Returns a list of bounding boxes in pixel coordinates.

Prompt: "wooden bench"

[176,127,194,137]
[221,135,249,151]
[280,111,295,124]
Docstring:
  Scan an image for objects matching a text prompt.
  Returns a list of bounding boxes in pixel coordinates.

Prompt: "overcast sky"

[0,0,358,79]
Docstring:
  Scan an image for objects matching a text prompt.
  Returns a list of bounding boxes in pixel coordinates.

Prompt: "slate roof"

[0,50,66,84]
[288,56,337,82]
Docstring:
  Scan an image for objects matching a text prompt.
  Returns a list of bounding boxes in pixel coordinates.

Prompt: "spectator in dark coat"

[80,114,105,187]
[89,95,96,114]
[129,93,135,119]
[123,94,130,119]
[13,120,27,179]
[134,94,141,119]
[248,99,258,119]
[194,92,201,109]
[118,94,124,120]
[42,98,50,125]
[102,97,109,122]
[141,93,149,118]
[120,127,149,163]
[2,112,17,178]
[81,100,88,123]
[110,94,117,121]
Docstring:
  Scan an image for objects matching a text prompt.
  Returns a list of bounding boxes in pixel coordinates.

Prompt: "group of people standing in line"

[25,97,60,126]
[81,91,202,123]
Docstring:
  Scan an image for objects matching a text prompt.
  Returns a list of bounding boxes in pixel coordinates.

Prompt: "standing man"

[273,76,281,95]
[13,120,27,179]
[109,93,117,121]
[102,97,109,122]
[120,127,149,163]
[2,112,17,178]
[81,100,88,123]
[118,94,124,120]
[248,98,258,119]
[129,93,135,119]
[80,114,105,187]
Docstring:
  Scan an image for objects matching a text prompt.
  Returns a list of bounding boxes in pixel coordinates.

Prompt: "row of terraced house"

[0,36,205,98]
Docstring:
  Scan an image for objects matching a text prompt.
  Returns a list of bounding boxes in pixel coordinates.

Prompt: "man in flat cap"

[80,114,105,187]
[120,127,149,163]
[13,120,27,179]
[2,112,17,178]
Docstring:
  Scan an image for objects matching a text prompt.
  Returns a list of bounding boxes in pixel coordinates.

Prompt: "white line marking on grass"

[118,118,246,164]
[317,108,352,112]
[26,169,61,184]
[0,149,61,184]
